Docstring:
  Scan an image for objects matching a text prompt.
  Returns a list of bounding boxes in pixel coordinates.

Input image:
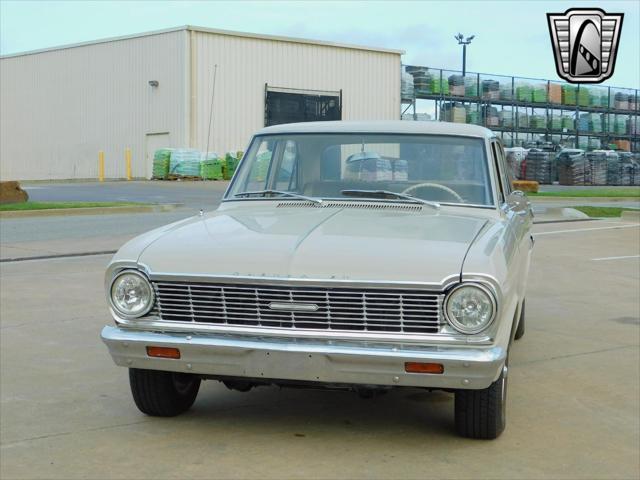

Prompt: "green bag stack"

[516,84,531,102]
[530,115,546,129]
[200,153,224,180]
[549,115,562,130]
[222,152,241,180]
[531,84,547,103]
[562,85,577,105]
[577,86,590,106]
[561,116,574,131]
[152,149,172,179]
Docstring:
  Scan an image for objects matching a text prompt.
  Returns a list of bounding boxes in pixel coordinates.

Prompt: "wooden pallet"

[166,175,202,181]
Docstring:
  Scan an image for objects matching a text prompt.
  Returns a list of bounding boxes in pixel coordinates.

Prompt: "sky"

[1,0,639,92]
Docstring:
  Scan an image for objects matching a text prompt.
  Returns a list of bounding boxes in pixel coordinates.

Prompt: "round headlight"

[110,270,154,318]
[445,284,496,334]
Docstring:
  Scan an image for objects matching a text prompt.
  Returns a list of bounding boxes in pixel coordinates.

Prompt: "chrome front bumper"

[101,325,506,390]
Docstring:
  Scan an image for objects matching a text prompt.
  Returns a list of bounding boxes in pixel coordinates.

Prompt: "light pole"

[455,33,475,76]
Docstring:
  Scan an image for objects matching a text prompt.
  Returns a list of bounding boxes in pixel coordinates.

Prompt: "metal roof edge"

[0,26,190,59]
[184,25,405,55]
[1,25,404,59]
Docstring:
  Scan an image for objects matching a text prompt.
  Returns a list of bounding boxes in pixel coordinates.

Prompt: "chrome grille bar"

[152,281,444,334]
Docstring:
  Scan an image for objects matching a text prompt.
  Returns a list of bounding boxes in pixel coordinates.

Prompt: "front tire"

[129,368,200,417]
[454,363,507,439]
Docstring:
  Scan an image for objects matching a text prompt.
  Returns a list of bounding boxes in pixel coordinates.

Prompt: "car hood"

[135,203,489,285]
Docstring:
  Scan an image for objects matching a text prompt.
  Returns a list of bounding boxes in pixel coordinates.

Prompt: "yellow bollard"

[125,148,132,180]
[98,151,105,182]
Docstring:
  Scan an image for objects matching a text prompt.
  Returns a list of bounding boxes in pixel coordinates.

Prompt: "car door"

[491,140,533,300]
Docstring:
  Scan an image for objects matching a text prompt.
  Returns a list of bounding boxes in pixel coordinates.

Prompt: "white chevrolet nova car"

[102,121,533,439]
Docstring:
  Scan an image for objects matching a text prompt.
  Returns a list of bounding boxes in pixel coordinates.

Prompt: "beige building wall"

[0,30,188,180]
[190,29,401,155]
[0,27,401,181]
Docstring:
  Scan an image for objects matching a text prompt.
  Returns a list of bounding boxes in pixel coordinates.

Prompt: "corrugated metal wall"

[0,31,188,180]
[191,31,401,155]
[0,28,401,181]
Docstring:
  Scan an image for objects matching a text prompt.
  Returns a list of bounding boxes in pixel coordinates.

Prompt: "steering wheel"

[401,183,464,203]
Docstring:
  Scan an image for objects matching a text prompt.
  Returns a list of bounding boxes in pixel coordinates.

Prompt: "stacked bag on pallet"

[561,115,574,131]
[169,149,201,177]
[448,75,465,96]
[524,149,553,184]
[401,68,415,99]
[557,149,587,185]
[532,83,547,103]
[603,151,621,185]
[440,102,466,123]
[516,84,531,102]
[517,112,529,128]
[613,92,629,110]
[529,115,546,129]
[585,151,609,185]
[559,150,608,185]
[499,83,513,100]
[499,110,514,127]
[481,80,500,100]
[548,83,562,104]
[223,152,242,180]
[562,84,577,105]
[619,153,640,185]
[466,104,481,125]
[152,149,172,179]
[464,76,478,97]
[482,106,499,127]
[548,115,562,131]
[200,152,224,180]
[611,115,627,135]
[577,86,590,106]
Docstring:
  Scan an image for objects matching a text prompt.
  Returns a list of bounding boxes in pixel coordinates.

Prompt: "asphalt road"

[1,219,638,479]
[23,180,230,209]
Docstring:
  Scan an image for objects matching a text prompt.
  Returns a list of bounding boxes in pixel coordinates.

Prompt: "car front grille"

[152,281,443,334]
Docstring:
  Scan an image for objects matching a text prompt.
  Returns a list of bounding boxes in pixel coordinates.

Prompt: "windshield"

[226,133,494,206]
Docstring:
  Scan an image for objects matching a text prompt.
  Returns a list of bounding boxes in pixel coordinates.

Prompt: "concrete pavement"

[1,219,638,479]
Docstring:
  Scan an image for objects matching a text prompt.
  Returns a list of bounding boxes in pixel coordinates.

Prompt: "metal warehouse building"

[0,26,403,181]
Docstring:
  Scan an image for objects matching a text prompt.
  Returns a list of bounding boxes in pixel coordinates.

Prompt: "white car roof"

[256,120,494,138]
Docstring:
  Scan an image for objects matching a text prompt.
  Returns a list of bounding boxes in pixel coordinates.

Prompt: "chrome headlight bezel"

[444,283,497,334]
[108,269,155,319]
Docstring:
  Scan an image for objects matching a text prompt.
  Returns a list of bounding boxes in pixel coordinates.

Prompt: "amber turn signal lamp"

[146,346,181,359]
[405,362,444,374]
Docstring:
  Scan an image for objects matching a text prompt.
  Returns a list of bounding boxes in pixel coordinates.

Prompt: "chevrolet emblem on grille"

[269,302,320,312]
[547,8,623,84]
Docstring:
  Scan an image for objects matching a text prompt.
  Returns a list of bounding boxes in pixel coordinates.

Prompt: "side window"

[274,141,298,191]
[496,143,513,195]
[244,140,273,191]
[490,142,505,204]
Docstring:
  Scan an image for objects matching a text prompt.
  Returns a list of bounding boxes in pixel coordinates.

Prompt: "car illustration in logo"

[547,8,623,83]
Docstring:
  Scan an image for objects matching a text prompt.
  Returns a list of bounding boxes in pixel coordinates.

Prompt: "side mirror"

[506,190,531,214]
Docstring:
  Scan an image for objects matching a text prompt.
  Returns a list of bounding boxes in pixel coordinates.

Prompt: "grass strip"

[0,201,146,211]
[573,206,639,218]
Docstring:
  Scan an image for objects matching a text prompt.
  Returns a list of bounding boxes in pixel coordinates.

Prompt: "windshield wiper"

[234,190,322,204]
[340,190,440,209]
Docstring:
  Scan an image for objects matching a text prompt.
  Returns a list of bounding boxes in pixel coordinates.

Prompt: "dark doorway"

[265,86,342,127]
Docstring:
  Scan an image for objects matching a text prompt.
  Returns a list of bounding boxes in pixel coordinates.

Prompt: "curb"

[0,203,180,219]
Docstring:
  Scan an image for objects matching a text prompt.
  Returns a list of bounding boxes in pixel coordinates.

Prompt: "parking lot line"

[591,255,640,261]
[534,224,640,236]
